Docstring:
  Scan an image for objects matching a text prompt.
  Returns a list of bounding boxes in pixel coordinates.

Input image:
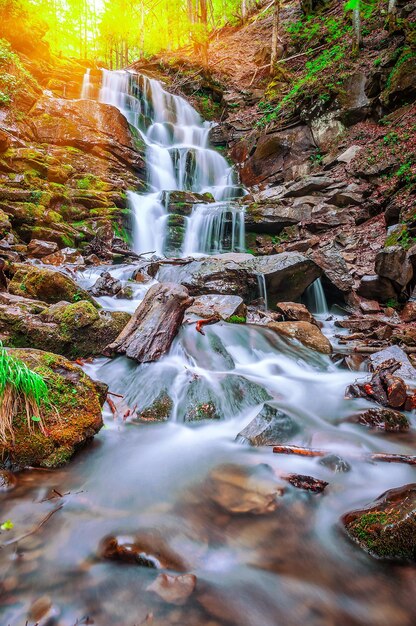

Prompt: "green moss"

[228,315,246,324]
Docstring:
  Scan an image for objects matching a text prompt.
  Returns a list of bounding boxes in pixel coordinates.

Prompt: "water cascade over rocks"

[97,69,245,256]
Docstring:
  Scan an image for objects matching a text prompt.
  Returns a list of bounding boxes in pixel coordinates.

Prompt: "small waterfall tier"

[82,69,246,256]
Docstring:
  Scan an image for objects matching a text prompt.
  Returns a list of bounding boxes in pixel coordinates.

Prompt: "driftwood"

[345,359,409,409]
[195,314,221,335]
[104,282,193,363]
[272,445,416,466]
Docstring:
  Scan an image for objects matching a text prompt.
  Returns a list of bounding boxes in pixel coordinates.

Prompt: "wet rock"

[185,294,246,322]
[285,474,328,493]
[353,408,410,432]
[357,275,398,303]
[0,349,104,469]
[254,253,321,303]
[182,374,269,423]
[99,536,159,567]
[375,246,413,287]
[99,529,188,571]
[343,484,416,561]
[319,454,351,473]
[147,573,197,605]
[28,596,54,623]
[42,247,84,266]
[27,239,58,258]
[0,298,130,358]
[0,469,18,491]
[138,392,173,422]
[156,252,320,304]
[161,190,215,216]
[105,282,193,363]
[401,301,416,323]
[90,271,123,297]
[8,264,96,306]
[276,301,316,324]
[237,403,299,446]
[268,321,332,354]
[206,463,285,514]
[369,346,416,380]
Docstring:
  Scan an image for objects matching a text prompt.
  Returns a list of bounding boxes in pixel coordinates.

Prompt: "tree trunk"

[104,283,194,363]
[352,3,362,53]
[242,0,247,22]
[387,0,397,30]
[270,0,280,76]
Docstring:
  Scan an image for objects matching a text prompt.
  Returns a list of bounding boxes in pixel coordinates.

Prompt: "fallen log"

[272,445,416,466]
[104,282,193,363]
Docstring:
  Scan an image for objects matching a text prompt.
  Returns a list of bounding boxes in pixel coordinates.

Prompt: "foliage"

[0,37,39,107]
[0,343,49,443]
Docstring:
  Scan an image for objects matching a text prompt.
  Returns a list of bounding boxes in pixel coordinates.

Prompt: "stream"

[1,70,416,626]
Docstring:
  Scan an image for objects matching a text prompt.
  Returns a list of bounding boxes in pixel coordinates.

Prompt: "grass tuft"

[0,343,49,444]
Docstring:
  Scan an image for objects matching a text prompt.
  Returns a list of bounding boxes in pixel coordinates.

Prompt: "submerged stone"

[237,403,299,446]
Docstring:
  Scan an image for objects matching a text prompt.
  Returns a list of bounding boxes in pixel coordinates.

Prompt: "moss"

[344,487,416,561]
[187,401,220,422]
[139,393,173,422]
[0,349,103,470]
[228,315,246,324]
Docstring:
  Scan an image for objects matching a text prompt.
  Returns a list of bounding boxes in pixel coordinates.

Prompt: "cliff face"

[0,40,145,259]
[141,0,415,309]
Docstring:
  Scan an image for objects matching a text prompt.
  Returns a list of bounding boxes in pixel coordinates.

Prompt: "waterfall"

[183,202,245,256]
[82,68,245,256]
[80,68,93,99]
[306,278,328,315]
[257,273,268,311]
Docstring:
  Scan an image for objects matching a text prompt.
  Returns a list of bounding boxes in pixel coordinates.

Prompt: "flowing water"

[1,71,416,626]
[99,69,245,256]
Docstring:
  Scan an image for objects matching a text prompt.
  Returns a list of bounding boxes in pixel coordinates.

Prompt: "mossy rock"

[0,348,105,470]
[343,484,416,561]
[138,392,173,422]
[9,265,96,306]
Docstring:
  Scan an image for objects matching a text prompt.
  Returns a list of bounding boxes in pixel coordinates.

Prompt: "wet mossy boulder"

[343,484,416,561]
[0,349,105,469]
[0,295,130,358]
[9,265,95,306]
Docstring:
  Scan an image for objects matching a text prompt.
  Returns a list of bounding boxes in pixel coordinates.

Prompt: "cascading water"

[95,69,245,256]
[305,277,329,315]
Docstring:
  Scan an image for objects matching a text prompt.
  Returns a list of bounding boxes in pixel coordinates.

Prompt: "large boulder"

[343,484,416,561]
[155,253,321,304]
[185,294,246,322]
[369,346,416,380]
[235,125,315,186]
[0,349,104,469]
[8,265,95,306]
[244,201,311,234]
[0,294,130,358]
[268,321,332,354]
[375,246,413,287]
[29,97,145,172]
